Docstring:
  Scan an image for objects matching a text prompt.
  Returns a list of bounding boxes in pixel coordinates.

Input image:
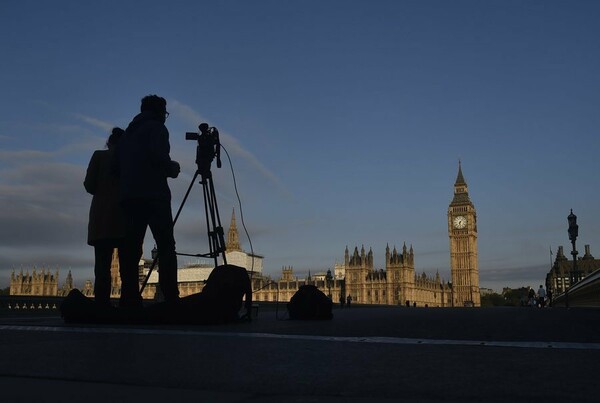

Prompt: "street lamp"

[325,269,333,299]
[567,209,579,285]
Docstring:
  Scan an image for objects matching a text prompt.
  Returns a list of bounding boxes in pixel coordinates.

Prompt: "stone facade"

[251,244,452,308]
[546,244,600,296]
[253,164,479,307]
[10,268,73,296]
[251,267,344,303]
[340,243,452,307]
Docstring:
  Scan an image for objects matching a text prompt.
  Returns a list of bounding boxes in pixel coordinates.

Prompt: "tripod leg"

[140,170,199,294]
[173,170,200,226]
[201,175,217,267]
[207,175,227,265]
[201,173,227,266]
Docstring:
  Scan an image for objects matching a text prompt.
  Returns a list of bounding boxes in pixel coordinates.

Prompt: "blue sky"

[1,0,599,292]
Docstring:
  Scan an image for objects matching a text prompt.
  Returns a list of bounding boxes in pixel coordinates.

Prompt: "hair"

[140,94,167,114]
[106,127,125,149]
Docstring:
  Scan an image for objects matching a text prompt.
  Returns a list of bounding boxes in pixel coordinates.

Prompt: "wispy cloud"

[0,138,102,164]
[169,100,211,127]
[170,99,292,198]
[73,114,115,132]
[481,263,549,284]
[0,149,54,163]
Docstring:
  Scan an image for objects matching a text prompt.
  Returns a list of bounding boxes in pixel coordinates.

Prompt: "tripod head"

[186,123,222,177]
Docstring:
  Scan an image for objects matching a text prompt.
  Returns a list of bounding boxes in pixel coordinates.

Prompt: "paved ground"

[1,304,600,402]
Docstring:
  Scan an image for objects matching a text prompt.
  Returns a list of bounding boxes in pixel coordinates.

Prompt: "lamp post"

[325,269,333,299]
[567,209,579,286]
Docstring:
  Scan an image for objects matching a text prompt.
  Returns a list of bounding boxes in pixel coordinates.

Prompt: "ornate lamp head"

[567,209,579,241]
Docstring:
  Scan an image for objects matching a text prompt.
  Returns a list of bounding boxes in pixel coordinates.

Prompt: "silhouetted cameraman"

[117,95,180,307]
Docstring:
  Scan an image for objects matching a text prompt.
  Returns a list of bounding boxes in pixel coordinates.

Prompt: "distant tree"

[501,287,529,307]
[481,287,532,307]
[481,293,507,307]
[0,286,10,295]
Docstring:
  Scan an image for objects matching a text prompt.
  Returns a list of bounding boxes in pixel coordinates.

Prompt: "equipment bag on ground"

[287,284,333,320]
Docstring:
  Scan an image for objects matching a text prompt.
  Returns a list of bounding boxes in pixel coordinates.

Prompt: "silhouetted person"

[520,288,527,307]
[537,285,547,308]
[117,95,181,307]
[528,287,536,307]
[84,128,125,307]
[346,294,352,307]
[339,294,345,308]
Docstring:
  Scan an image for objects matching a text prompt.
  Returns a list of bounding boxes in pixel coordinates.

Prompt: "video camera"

[186,123,221,176]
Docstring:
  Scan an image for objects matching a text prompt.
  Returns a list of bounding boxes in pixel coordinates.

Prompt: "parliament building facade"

[252,163,481,307]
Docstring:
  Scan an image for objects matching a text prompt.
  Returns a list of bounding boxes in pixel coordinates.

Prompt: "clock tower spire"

[448,161,480,307]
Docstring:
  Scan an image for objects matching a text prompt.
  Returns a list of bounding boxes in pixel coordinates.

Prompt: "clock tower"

[448,162,480,307]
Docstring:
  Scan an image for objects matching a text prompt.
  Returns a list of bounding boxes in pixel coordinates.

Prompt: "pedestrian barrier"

[553,269,600,308]
[1,296,62,311]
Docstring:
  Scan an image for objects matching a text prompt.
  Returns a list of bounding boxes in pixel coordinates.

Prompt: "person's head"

[140,94,168,122]
[106,127,124,150]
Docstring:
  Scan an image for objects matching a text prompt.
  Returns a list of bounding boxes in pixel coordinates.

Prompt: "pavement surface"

[1,304,600,402]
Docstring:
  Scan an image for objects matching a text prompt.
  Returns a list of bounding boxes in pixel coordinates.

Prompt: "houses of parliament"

[10,164,481,307]
[250,163,481,307]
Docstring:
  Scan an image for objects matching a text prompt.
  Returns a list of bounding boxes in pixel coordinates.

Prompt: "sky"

[1,0,599,292]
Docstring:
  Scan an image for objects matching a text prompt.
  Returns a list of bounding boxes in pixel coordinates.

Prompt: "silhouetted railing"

[553,269,600,308]
[0,295,65,311]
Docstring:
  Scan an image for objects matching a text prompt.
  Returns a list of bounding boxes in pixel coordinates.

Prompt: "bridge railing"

[552,268,600,308]
[0,295,65,311]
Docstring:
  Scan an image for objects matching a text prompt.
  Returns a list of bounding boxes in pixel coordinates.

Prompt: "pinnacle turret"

[226,208,242,251]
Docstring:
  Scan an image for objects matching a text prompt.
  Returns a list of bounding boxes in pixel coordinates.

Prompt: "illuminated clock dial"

[453,216,467,229]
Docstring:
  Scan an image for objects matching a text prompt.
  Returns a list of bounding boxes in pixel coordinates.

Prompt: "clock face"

[453,216,467,229]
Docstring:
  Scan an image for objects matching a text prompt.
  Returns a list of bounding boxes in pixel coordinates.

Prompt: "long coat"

[84,149,125,246]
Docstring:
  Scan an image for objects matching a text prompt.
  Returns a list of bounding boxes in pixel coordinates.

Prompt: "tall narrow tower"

[448,162,480,307]
[226,208,242,252]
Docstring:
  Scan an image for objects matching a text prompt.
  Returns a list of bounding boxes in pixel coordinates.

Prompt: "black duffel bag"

[287,285,333,320]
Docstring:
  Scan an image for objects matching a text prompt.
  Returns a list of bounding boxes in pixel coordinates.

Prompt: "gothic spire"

[455,160,466,185]
[451,161,472,205]
[226,208,242,251]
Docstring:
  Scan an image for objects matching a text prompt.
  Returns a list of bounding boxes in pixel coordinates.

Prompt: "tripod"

[140,124,227,293]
